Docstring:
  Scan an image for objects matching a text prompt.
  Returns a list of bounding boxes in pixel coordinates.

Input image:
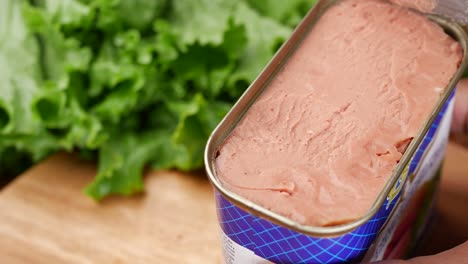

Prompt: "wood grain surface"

[0,153,221,264]
[0,143,467,263]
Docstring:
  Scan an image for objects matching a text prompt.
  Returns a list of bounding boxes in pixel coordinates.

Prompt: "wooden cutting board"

[0,154,221,264]
[0,143,467,264]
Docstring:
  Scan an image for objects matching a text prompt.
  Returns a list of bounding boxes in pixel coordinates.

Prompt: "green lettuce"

[0,0,317,199]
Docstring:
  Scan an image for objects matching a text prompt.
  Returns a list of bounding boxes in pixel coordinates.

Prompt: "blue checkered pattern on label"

[215,92,454,264]
[217,192,396,264]
[408,91,455,175]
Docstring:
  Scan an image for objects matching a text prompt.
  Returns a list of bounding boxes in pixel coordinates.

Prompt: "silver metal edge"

[204,0,468,237]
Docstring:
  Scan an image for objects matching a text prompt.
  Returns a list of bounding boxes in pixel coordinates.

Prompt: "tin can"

[204,1,468,263]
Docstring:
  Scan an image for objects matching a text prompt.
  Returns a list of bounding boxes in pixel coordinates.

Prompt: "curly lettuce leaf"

[85,93,230,200]
[227,2,292,98]
[36,0,93,27]
[84,131,162,199]
[163,0,237,49]
[0,0,42,134]
[95,0,168,32]
[246,0,317,26]
[170,94,231,169]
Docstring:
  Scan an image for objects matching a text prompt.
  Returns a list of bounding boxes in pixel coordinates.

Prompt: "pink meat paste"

[390,0,437,13]
[215,0,462,226]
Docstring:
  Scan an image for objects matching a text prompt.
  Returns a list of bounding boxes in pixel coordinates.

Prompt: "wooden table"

[0,143,467,263]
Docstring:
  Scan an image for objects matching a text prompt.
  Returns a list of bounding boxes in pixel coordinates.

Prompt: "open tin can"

[204,0,468,263]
